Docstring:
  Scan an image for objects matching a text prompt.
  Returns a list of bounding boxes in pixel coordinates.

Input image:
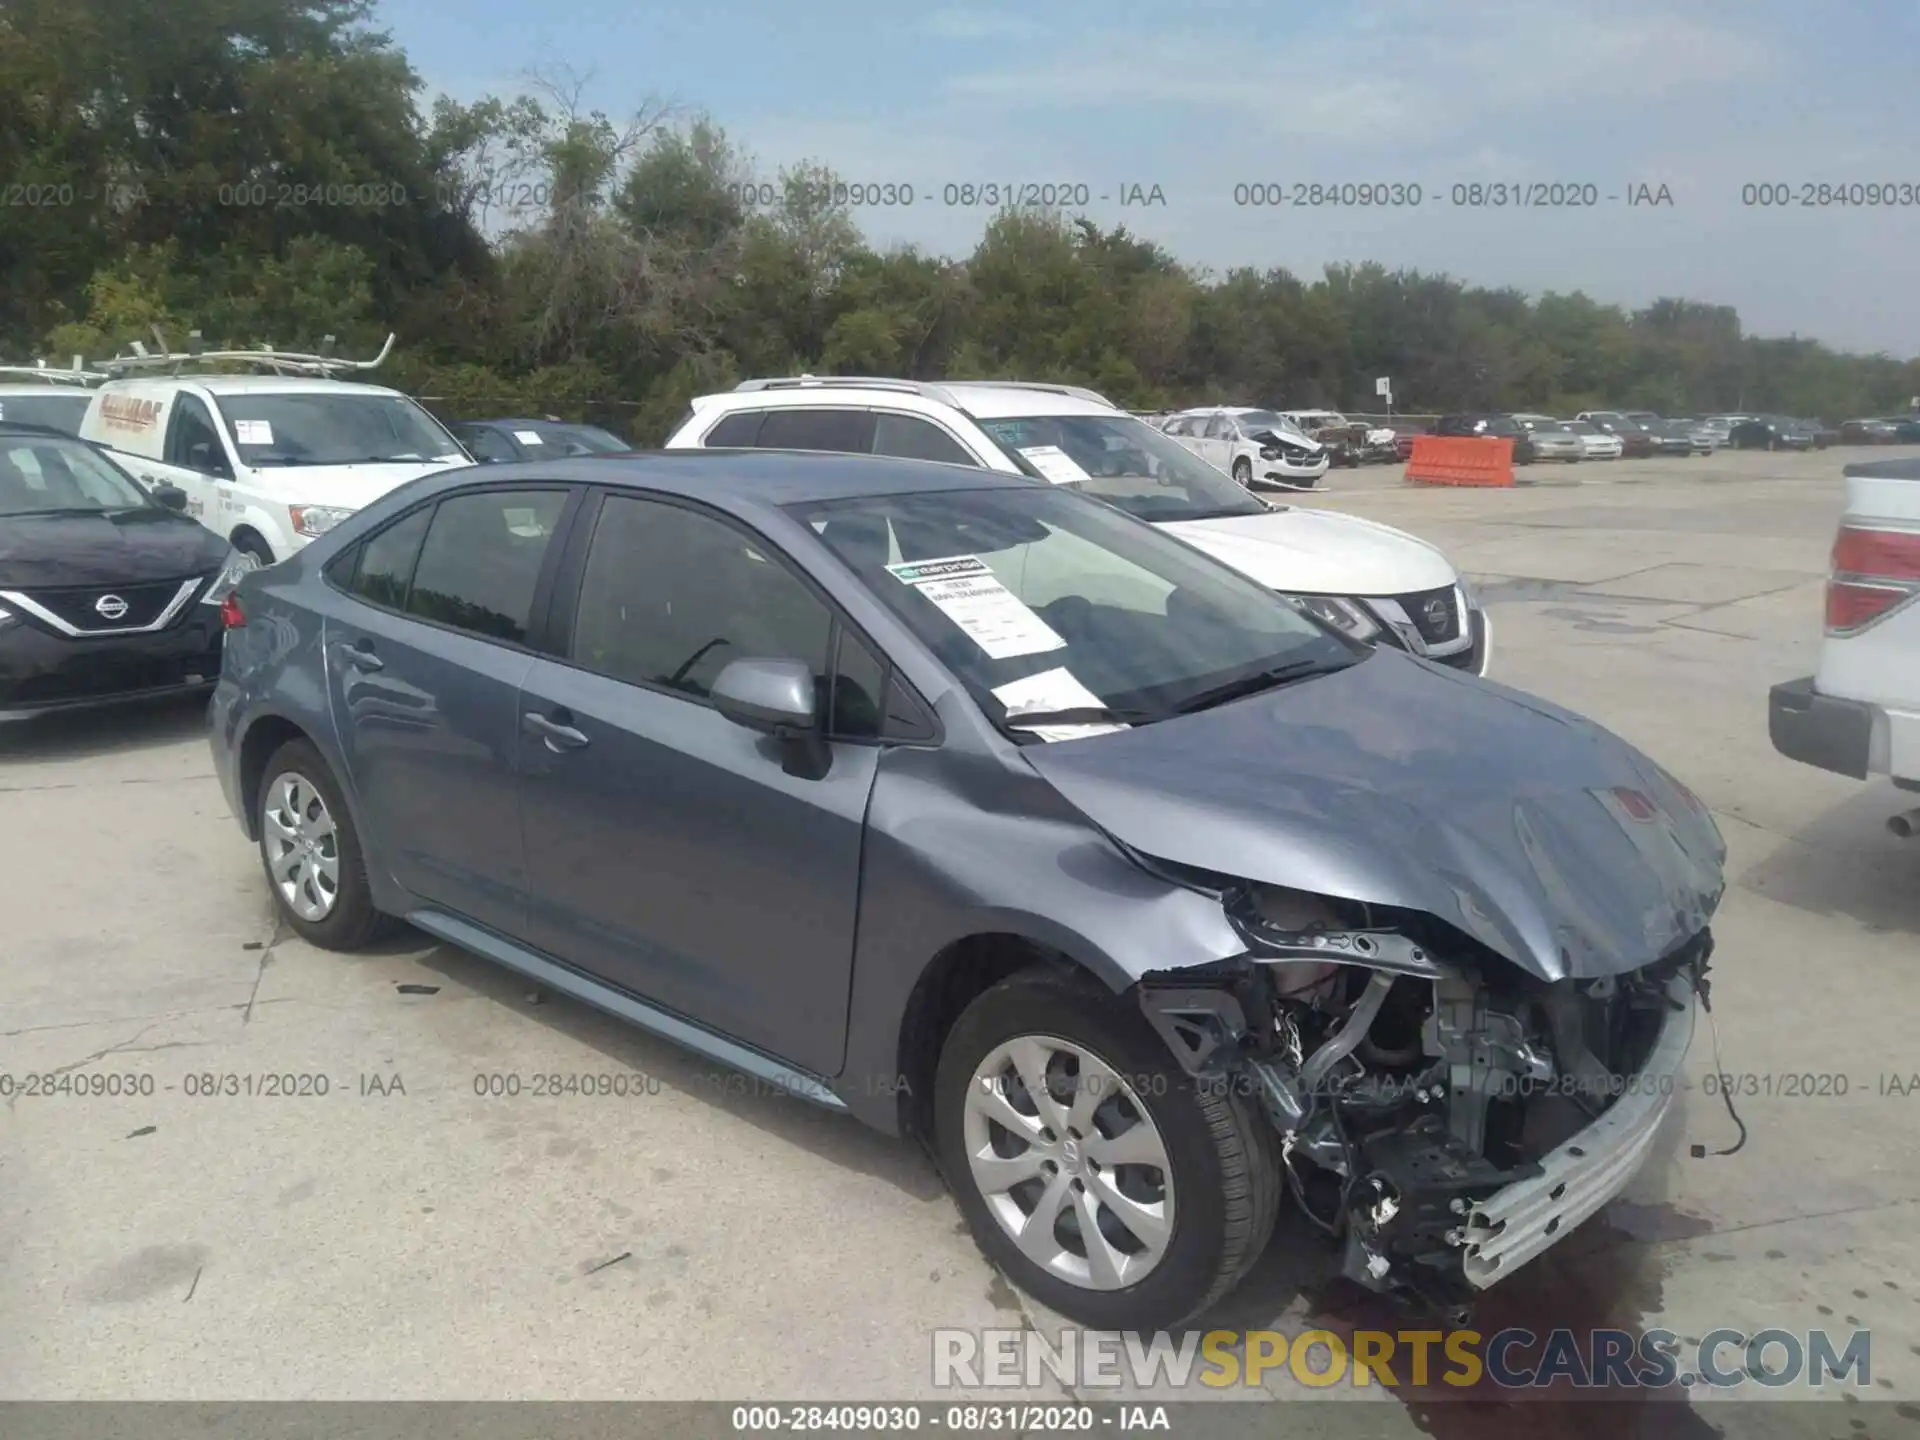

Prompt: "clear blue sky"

[381,0,1920,356]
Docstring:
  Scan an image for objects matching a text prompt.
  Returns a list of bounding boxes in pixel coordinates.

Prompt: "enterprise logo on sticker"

[886,554,1067,660]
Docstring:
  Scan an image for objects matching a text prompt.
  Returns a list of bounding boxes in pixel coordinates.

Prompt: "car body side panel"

[832,704,1247,1134]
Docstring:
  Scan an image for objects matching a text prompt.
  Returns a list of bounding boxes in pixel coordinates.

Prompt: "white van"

[76,337,471,565]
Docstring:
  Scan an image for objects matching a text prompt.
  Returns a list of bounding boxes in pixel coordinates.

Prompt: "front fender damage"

[1135,882,1712,1317]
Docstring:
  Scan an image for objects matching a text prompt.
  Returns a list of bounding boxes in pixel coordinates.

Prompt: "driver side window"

[164,395,232,477]
[569,494,834,706]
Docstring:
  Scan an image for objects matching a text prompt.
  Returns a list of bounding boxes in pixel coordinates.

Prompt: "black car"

[452,418,632,463]
[0,424,247,717]
[1727,416,1815,451]
[1433,413,1537,464]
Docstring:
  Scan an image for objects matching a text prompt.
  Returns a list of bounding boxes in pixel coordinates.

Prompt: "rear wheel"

[934,968,1280,1330]
[257,739,394,950]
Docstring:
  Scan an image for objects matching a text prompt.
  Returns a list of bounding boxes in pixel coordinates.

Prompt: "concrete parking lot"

[5,447,1919,1427]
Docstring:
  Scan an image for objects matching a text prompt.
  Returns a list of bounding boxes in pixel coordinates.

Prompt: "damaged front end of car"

[1136,879,1709,1319]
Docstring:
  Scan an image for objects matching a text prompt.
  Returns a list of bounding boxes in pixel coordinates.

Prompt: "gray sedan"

[1513,416,1585,462]
[207,452,1725,1330]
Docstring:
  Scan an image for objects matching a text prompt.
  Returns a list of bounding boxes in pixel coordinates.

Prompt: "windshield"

[0,393,90,435]
[1566,420,1599,435]
[1232,410,1309,438]
[795,486,1352,735]
[214,392,466,467]
[0,434,152,515]
[972,413,1267,523]
[519,422,630,455]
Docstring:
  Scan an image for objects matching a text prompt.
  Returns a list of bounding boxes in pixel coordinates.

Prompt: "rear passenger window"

[870,413,977,466]
[405,489,568,644]
[754,408,873,453]
[703,410,767,447]
[349,505,433,609]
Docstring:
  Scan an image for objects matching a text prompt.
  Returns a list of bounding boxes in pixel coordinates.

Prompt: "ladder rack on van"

[0,359,110,386]
[97,328,396,379]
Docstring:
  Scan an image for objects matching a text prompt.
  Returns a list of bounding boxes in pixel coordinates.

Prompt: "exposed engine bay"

[1139,883,1710,1318]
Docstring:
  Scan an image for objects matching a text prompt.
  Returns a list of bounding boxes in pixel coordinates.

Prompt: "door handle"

[336,641,384,672]
[523,710,590,751]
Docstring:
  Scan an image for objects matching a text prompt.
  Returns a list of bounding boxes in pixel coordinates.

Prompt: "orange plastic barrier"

[1404,435,1515,487]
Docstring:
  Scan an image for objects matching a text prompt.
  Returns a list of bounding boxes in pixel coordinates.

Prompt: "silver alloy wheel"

[962,1034,1175,1291]
[262,770,342,922]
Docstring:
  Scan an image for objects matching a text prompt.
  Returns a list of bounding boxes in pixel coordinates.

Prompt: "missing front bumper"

[1461,975,1696,1287]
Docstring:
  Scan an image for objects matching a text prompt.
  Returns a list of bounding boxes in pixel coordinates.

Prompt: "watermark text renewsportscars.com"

[932,1326,1872,1391]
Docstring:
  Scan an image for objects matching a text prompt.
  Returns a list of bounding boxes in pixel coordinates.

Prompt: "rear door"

[323,482,580,938]
[1196,413,1235,470]
[515,489,887,1075]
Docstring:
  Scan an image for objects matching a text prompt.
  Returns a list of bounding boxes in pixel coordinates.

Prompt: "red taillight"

[219,593,246,629]
[1825,524,1920,634]
[1832,525,1920,581]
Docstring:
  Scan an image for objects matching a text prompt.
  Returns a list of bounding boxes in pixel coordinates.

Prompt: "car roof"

[97,376,406,397]
[423,448,1039,508]
[932,384,1119,420]
[461,417,596,429]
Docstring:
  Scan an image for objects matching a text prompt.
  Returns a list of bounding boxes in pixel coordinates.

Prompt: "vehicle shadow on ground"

[390,930,950,1202]
[0,691,211,763]
[1735,786,1920,937]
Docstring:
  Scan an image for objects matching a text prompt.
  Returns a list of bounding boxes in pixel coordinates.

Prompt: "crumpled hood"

[1021,649,1726,981]
[1158,508,1458,596]
[0,508,230,586]
[1246,427,1324,455]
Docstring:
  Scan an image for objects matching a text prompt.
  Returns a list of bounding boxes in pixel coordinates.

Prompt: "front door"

[156,393,236,531]
[516,490,881,1076]
[323,485,575,937]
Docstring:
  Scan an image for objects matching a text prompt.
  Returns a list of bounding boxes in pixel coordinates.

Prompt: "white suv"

[1770,455,1920,832]
[664,377,1490,673]
[77,338,471,566]
[1159,407,1328,489]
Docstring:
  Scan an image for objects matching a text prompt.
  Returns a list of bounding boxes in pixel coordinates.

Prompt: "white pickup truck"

[1769,456,1920,833]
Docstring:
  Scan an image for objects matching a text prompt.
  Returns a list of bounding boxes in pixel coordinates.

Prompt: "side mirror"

[710,657,829,779]
[153,484,188,511]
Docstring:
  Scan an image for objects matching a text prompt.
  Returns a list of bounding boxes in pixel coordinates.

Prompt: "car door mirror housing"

[711,657,830,780]
[153,484,188,511]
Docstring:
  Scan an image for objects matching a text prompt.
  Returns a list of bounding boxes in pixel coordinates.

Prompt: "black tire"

[1231,457,1252,486]
[933,967,1281,1331]
[256,738,395,951]
[232,530,275,567]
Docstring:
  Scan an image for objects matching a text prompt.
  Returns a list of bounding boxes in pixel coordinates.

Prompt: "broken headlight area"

[1138,882,1709,1318]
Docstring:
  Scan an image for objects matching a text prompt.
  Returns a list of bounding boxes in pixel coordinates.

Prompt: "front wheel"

[232,531,275,568]
[1231,457,1252,487]
[934,969,1280,1330]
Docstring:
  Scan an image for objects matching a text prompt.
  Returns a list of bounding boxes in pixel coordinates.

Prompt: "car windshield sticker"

[513,429,544,444]
[234,420,273,445]
[1017,445,1092,485]
[991,667,1129,742]
[885,555,1067,660]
